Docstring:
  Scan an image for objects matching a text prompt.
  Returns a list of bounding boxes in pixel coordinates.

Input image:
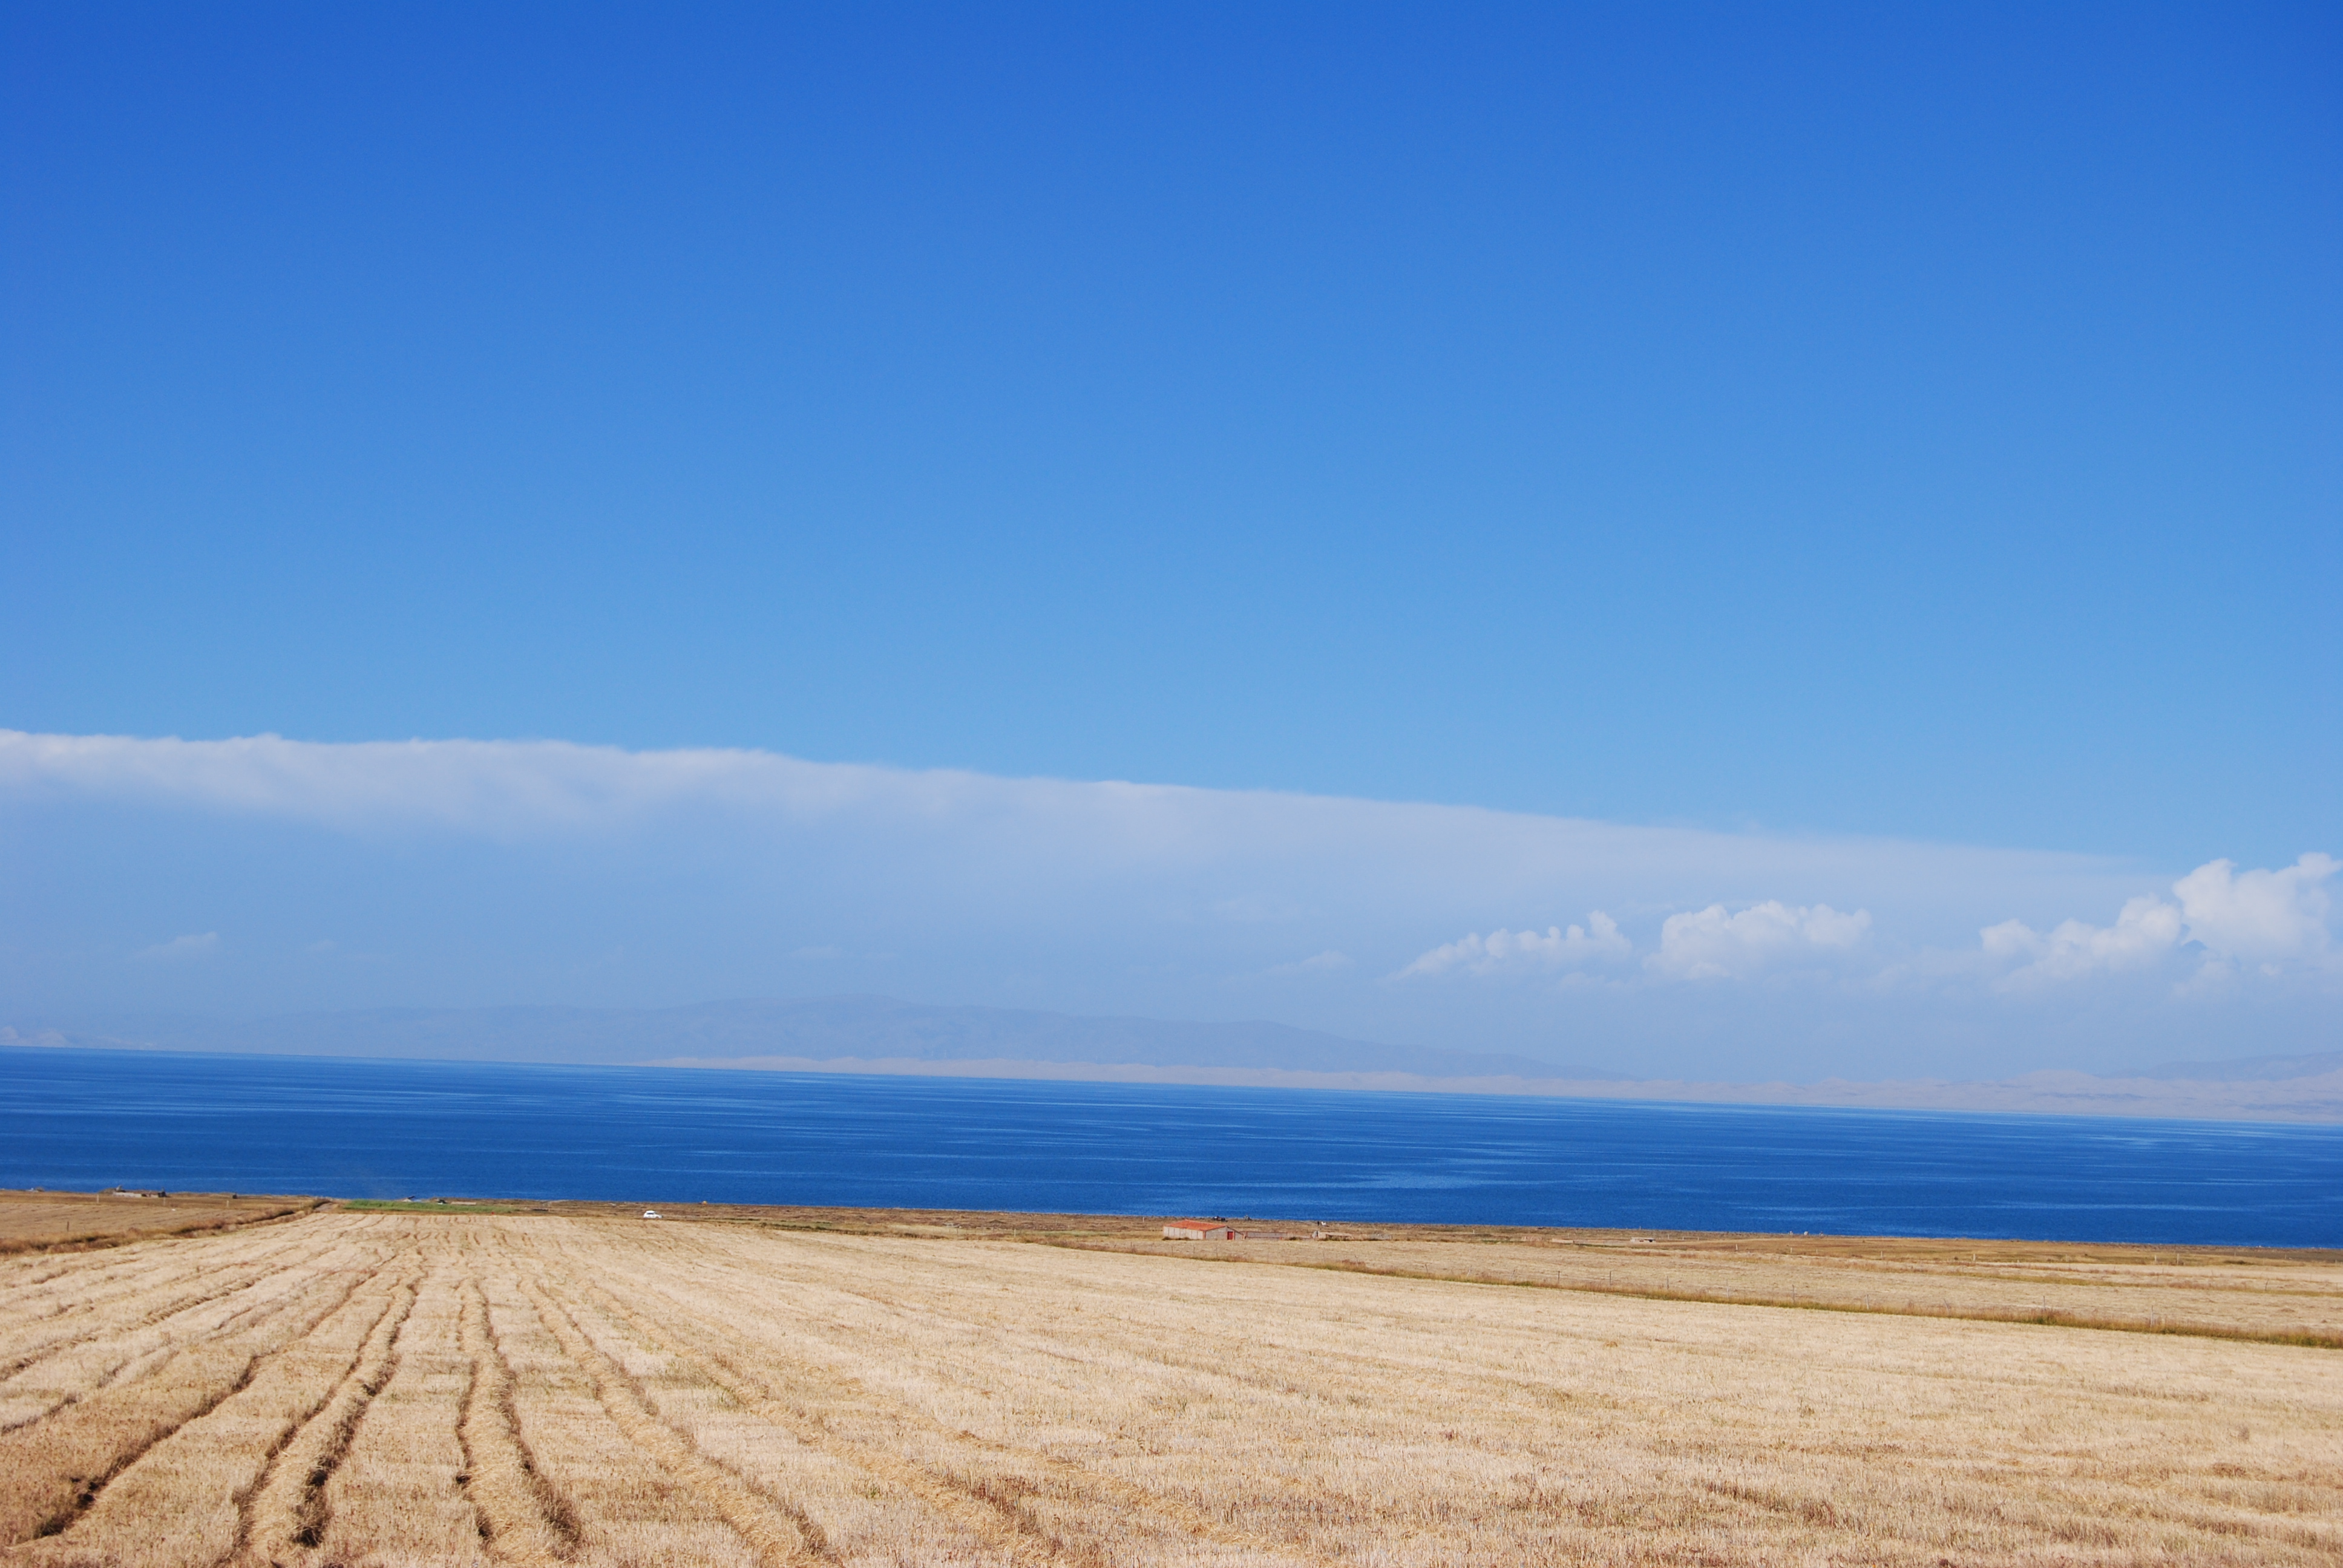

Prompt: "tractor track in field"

[0,1255,382,1550]
[229,1261,421,1566]
[456,1275,580,1564]
[0,1230,340,1388]
[559,1260,1336,1568]
[519,1276,829,1567]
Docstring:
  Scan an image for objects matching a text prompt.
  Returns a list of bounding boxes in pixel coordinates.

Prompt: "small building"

[1162,1219,1239,1240]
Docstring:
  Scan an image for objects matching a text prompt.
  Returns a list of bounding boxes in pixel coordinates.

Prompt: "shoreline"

[12,1187,2338,1267]
[12,1035,2343,1124]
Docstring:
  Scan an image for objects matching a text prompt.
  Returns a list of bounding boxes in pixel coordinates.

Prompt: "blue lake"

[4,1048,2338,1246]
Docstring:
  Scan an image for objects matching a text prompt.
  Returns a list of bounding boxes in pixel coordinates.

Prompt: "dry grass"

[0,1204,2337,1565]
[1070,1233,2343,1348]
[0,1192,323,1256]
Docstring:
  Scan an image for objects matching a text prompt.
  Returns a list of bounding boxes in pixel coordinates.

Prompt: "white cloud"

[1981,895,2183,983]
[31,728,2331,1080]
[0,731,2129,912]
[1645,902,1870,982]
[1270,950,1354,977]
[2174,854,2336,969]
[0,730,932,837]
[1397,913,1630,979]
[1981,855,2336,985]
[135,932,220,962]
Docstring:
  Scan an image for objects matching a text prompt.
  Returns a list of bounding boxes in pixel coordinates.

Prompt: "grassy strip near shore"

[338,1198,545,1214]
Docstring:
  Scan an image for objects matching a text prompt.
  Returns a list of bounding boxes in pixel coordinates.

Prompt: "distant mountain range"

[7,1001,2339,1121]
[2125,1050,2343,1082]
[4,995,1626,1080]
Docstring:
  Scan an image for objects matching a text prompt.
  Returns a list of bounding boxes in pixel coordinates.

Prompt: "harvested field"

[0,1191,323,1256]
[0,1203,2337,1566]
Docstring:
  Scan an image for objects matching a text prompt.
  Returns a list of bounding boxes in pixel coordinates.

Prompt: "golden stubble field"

[0,1192,324,1257]
[1,1205,2338,1567]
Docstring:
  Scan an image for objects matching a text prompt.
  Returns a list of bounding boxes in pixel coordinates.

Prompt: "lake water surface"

[4,1048,2337,1246]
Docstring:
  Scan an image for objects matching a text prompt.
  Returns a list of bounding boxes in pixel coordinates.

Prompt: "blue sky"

[3,5,2337,1076]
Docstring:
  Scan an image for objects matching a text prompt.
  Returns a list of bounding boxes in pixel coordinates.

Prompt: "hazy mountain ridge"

[7,1002,2339,1121]
[4,996,1622,1080]
[2126,1050,2343,1082]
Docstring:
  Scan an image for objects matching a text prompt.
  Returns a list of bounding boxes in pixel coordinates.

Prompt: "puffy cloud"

[1981,896,2183,982]
[134,932,220,962]
[2175,854,2336,969]
[1645,902,1871,981]
[1982,855,2336,985]
[1397,913,1630,979]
